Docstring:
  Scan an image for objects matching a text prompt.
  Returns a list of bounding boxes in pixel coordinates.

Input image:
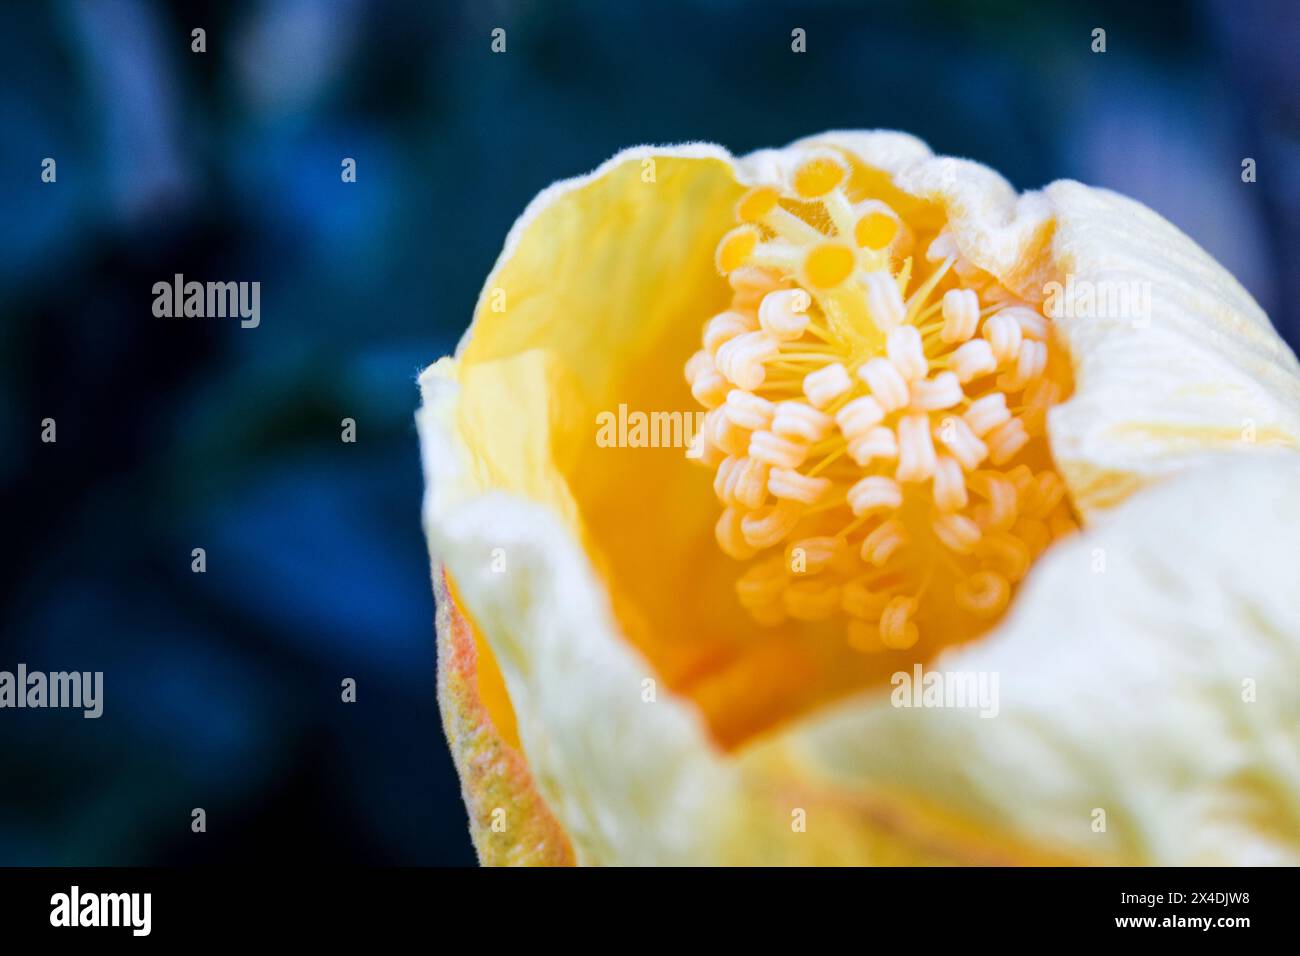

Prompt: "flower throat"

[685,151,1077,654]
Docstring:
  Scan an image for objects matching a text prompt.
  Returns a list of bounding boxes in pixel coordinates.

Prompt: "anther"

[847,475,903,517]
[715,330,779,390]
[910,371,963,411]
[704,310,758,355]
[847,425,898,466]
[934,415,988,471]
[724,389,776,431]
[771,401,833,443]
[786,536,843,574]
[886,326,928,381]
[749,430,811,469]
[741,500,803,549]
[783,580,842,622]
[986,417,1029,465]
[955,570,1010,617]
[932,512,982,554]
[963,392,1011,437]
[940,288,981,343]
[768,467,832,504]
[951,339,997,383]
[758,289,812,340]
[983,312,1023,364]
[841,577,892,619]
[862,271,905,331]
[932,454,968,511]
[716,507,757,560]
[878,595,920,649]
[857,358,909,412]
[895,413,938,482]
[835,395,887,438]
[802,362,853,408]
[861,519,909,567]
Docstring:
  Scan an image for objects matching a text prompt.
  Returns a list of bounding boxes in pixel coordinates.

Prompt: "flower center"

[686,151,1078,654]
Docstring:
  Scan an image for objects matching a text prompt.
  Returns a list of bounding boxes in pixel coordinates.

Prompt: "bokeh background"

[1,0,1296,864]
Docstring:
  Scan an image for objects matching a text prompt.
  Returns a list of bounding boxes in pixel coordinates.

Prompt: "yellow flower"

[418,132,1300,865]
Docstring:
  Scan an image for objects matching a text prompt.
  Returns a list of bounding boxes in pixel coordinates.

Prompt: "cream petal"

[419,359,739,866]
[739,458,1300,865]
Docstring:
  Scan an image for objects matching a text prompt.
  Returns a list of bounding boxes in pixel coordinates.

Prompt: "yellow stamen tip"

[715,226,760,274]
[791,155,847,199]
[803,242,856,289]
[736,186,780,223]
[855,211,898,250]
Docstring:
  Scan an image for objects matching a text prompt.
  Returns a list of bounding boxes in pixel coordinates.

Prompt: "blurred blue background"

[1,0,1296,864]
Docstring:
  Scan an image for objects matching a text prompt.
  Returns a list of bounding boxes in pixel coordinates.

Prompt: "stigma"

[686,150,1078,654]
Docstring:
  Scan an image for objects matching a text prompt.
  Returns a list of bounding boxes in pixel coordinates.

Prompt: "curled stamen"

[724,389,776,431]
[716,330,780,390]
[861,519,909,567]
[975,532,1031,582]
[986,417,1030,465]
[735,557,787,608]
[758,289,812,340]
[847,475,903,517]
[886,326,928,381]
[995,305,1049,341]
[950,339,997,383]
[932,454,968,511]
[847,425,898,466]
[857,358,910,412]
[803,362,853,408]
[835,395,887,438]
[895,413,938,482]
[963,392,1011,437]
[704,310,758,355]
[708,408,751,457]
[768,467,832,504]
[716,455,769,510]
[786,536,843,574]
[749,429,811,469]
[983,312,1023,364]
[933,512,982,554]
[934,415,988,471]
[878,595,920,649]
[716,507,757,560]
[783,580,842,622]
[841,576,893,619]
[940,288,981,343]
[910,371,963,411]
[955,570,1010,617]
[771,401,833,443]
[862,271,906,331]
[741,500,803,549]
